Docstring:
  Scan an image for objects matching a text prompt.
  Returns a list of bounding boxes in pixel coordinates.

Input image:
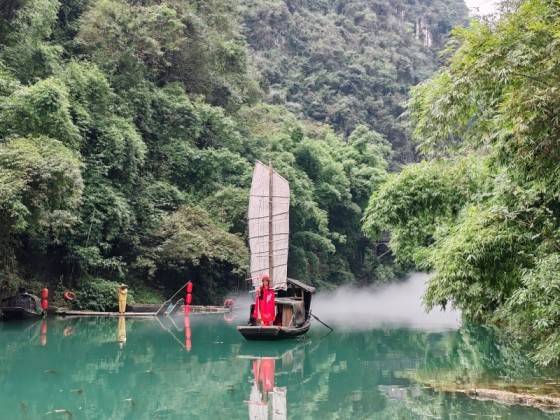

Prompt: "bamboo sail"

[248,161,290,290]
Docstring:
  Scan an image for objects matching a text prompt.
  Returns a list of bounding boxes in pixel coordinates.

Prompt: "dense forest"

[364,0,560,365]
[240,0,468,161]
[0,0,467,306]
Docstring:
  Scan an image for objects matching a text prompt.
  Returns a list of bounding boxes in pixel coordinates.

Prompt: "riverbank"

[420,381,560,412]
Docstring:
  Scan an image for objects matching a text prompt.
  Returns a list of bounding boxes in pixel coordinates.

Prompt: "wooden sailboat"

[237,161,315,340]
[0,292,45,320]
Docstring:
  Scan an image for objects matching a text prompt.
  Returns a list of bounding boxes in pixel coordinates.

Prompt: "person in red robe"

[253,273,276,326]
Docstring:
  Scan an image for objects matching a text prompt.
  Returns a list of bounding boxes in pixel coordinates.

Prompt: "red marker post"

[40,288,49,311]
[184,281,193,351]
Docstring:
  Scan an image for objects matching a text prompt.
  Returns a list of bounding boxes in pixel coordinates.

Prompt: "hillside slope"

[241,0,468,161]
[0,0,466,305]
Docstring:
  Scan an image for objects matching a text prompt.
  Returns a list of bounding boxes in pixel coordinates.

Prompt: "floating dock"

[52,305,230,318]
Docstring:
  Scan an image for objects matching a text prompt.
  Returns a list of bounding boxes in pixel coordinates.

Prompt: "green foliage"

[240,0,468,160]
[73,277,135,311]
[0,77,81,148]
[0,136,82,237]
[148,205,248,272]
[139,205,249,304]
[77,0,258,108]
[59,61,113,132]
[77,0,185,85]
[0,0,62,82]
[425,206,529,319]
[0,0,450,305]
[367,0,560,364]
[364,157,485,266]
[502,254,560,366]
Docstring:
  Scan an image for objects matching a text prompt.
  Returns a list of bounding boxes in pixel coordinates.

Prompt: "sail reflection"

[242,341,310,420]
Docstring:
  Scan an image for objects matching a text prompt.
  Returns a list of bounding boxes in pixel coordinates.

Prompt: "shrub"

[73,278,134,311]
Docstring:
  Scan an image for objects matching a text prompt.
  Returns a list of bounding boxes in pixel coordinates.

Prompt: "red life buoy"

[63,291,76,301]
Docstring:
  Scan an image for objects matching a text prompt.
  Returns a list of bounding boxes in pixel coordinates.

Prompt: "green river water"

[1,303,560,419]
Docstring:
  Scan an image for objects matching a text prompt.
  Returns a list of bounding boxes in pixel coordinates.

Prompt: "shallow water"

[1,279,560,419]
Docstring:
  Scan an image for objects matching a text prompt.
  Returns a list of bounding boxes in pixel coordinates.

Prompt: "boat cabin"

[249,278,315,328]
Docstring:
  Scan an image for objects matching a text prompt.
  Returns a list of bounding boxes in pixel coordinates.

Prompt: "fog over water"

[312,272,461,332]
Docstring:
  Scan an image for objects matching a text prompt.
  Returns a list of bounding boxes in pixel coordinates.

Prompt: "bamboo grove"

[364,0,560,365]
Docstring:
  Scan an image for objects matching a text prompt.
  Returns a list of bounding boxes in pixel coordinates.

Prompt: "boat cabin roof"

[287,277,315,294]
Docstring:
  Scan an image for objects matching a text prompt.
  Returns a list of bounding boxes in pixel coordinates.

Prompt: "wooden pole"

[268,162,274,284]
[155,283,187,316]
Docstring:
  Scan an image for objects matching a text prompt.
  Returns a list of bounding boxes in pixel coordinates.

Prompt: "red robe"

[253,358,275,393]
[253,287,276,326]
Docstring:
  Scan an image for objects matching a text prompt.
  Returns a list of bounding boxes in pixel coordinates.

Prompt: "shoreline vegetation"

[364,0,560,366]
[0,0,467,305]
[422,383,560,412]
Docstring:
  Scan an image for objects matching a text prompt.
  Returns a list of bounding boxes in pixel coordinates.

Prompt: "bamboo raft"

[52,305,230,318]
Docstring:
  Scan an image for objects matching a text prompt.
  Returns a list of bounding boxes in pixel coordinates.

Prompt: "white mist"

[312,272,461,332]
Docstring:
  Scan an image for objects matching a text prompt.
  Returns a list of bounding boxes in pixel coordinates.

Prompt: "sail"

[248,161,290,290]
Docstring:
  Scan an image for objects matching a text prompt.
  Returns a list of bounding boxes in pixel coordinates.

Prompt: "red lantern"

[185,293,192,305]
[186,282,193,294]
[41,288,49,310]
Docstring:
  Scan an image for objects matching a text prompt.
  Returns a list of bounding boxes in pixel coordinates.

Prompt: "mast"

[268,162,274,284]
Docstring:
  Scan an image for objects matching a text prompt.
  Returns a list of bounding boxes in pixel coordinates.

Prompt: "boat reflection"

[242,339,313,420]
[248,357,286,420]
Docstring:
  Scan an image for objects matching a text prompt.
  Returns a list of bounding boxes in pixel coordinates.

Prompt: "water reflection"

[248,358,285,419]
[0,315,558,419]
[242,341,311,420]
[39,319,47,347]
[117,316,127,349]
[184,309,192,352]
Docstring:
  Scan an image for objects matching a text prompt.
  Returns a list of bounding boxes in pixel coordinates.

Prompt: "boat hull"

[237,321,310,341]
[1,307,44,320]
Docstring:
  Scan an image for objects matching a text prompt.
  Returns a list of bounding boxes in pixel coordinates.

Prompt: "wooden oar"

[311,313,334,332]
[155,284,188,316]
